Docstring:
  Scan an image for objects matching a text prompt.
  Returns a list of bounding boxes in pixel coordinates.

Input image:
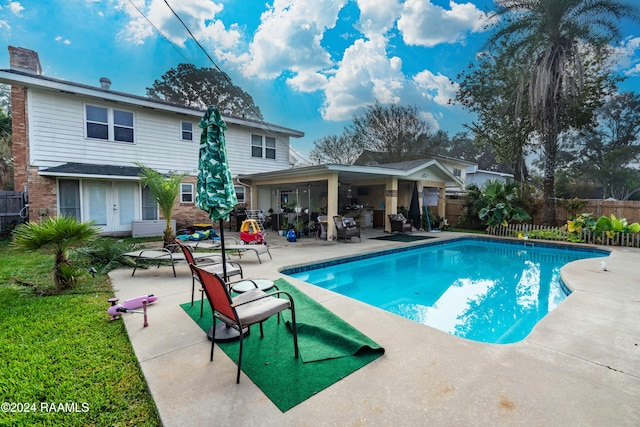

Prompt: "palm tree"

[11,216,100,292]
[136,163,186,247]
[488,0,639,224]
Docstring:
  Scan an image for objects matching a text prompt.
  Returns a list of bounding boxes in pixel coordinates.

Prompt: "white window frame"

[234,185,245,205]
[180,183,194,203]
[85,104,135,143]
[453,168,462,178]
[181,121,194,141]
[250,134,277,160]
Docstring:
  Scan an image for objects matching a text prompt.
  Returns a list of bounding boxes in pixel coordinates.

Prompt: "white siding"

[27,90,291,177]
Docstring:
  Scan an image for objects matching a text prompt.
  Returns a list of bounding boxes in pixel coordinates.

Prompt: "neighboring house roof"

[38,163,142,180]
[354,150,477,167]
[0,68,304,138]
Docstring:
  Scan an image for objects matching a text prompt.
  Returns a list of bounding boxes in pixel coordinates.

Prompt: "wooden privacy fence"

[445,198,640,227]
[0,191,28,238]
[487,223,640,248]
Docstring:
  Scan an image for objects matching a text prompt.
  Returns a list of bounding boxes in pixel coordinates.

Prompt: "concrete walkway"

[109,231,640,426]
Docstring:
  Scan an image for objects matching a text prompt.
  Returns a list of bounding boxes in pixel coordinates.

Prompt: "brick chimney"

[8,46,42,75]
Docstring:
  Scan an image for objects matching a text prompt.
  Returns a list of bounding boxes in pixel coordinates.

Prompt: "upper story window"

[181,183,194,203]
[453,168,462,178]
[85,105,134,143]
[251,134,276,159]
[181,121,194,141]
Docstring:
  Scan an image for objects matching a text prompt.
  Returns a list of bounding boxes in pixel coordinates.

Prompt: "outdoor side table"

[231,279,276,294]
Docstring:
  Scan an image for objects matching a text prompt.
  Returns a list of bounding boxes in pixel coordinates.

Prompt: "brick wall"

[25,171,57,219]
[11,86,28,193]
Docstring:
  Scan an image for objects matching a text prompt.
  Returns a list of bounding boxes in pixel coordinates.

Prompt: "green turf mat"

[180,278,384,412]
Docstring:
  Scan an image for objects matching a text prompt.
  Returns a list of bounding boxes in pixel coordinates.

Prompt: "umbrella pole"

[219,218,228,282]
[207,217,246,342]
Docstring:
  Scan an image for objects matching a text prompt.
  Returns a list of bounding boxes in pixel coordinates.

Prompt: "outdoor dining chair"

[174,239,243,314]
[190,264,299,383]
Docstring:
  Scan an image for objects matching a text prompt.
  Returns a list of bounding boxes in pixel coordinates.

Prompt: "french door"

[83,181,138,233]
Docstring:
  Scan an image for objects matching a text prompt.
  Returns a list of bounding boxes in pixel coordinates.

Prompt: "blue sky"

[1,0,639,161]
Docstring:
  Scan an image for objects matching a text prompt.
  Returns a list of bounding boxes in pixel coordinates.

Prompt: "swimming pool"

[282,238,608,344]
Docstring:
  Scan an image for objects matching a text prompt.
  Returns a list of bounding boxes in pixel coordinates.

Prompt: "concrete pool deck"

[109,230,640,426]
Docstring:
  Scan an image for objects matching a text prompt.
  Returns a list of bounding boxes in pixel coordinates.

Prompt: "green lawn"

[0,240,159,426]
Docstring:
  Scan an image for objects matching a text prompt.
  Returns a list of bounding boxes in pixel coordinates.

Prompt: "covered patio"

[237,159,463,239]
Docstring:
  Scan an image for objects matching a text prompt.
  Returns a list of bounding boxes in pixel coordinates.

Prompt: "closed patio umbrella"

[408,182,421,230]
[196,105,239,341]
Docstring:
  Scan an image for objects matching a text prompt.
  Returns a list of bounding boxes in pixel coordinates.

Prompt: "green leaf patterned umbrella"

[196,106,237,222]
[196,106,237,300]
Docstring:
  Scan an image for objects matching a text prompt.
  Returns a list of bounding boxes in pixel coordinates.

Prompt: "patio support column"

[384,177,398,233]
[326,173,339,240]
[438,186,446,219]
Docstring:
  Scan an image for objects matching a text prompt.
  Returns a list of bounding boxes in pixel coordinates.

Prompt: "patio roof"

[238,159,463,188]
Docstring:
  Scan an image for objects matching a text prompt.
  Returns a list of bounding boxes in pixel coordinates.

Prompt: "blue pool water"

[283,238,608,344]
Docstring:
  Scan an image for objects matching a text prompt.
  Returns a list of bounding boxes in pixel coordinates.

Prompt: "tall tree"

[487,0,639,224]
[439,131,512,173]
[146,64,263,120]
[456,46,533,182]
[309,133,363,165]
[566,92,640,199]
[349,102,436,162]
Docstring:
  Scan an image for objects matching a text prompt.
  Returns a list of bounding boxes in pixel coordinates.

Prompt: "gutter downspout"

[235,178,252,209]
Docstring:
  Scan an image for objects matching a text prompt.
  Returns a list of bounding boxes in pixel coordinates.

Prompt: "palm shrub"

[477,180,531,227]
[136,163,186,247]
[11,215,100,292]
[75,239,144,274]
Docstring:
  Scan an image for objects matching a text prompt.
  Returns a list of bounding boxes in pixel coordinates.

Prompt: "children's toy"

[240,219,266,244]
[108,294,158,327]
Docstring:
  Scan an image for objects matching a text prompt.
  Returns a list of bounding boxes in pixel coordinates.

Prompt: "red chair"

[190,264,299,383]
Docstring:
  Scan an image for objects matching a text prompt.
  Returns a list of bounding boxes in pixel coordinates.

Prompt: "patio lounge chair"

[388,213,413,233]
[191,264,299,384]
[333,216,361,242]
[123,244,235,277]
[174,240,243,313]
[193,237,273,264]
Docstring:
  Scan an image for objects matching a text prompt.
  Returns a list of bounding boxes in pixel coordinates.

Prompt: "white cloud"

[321,38,404,120]
[612,36,640,77]
[355,0,401,41]
[413,69,458,106]
[117,0,234,49]
[54,36,71,45]
[397,0,492,47]
[7,1,24,16]
[242,0,346,79]
[287,70,329,93]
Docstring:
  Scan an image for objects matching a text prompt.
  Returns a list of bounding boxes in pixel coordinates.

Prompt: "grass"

[0,239,160,426]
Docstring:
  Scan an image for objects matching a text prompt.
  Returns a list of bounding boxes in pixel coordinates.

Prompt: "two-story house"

[0,46,303,235]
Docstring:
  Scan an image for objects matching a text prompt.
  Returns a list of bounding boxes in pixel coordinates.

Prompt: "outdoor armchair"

[388,213,413,233]
[333,215,361,242]
[190,264,299,383]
